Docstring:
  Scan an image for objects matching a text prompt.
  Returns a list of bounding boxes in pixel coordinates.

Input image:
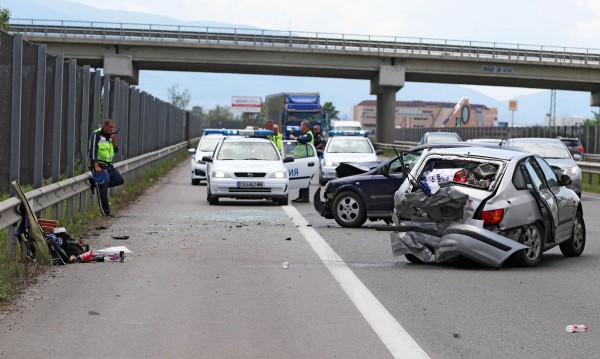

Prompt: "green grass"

[0,146,194,307]
[582,172,600,193]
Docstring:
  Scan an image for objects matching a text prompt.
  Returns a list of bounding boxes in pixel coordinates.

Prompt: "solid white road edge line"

[283,205,430,359]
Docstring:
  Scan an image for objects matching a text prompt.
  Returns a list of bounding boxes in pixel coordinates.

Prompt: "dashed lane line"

[283,205,430,359]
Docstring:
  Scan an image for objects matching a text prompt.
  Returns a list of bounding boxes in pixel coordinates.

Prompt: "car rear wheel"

[207,188,219,205]
[192,178,200,185]
[332,191,367,228]
[559,211,585,257]
[517,222,544,267]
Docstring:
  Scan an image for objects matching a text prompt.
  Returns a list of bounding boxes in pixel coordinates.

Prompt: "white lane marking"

[283,205,430,359]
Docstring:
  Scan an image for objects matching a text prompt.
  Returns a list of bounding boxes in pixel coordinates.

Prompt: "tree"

[207,105,236,122]
[584,110,600,126]
[0,7,10,32]
[167,84,191,110]
[322,101,339,121]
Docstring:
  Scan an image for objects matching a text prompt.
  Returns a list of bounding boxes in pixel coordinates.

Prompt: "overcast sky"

[65,0,600,101]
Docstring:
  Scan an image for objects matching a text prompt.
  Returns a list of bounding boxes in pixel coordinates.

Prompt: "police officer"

[264,120,282,151]
[88,119,125,217]
[272,124,283,152]
[290,120,314,203]
[313,125,326,150]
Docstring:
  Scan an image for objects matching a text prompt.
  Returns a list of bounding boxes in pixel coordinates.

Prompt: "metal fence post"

[51,54,64,219]
[10,34,23,195]
[66,59,76,220]
[34,44,47,190]
[7,34,23,256]
[103,75,110,122]
[80,66,91,212]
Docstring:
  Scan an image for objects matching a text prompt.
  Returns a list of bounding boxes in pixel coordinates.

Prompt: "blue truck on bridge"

[264,93,326,140]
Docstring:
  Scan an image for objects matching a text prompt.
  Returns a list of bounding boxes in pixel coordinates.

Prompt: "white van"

[330,120,362,132]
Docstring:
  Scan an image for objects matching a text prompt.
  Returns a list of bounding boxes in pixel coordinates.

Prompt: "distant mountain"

[5,0,597,124]
[4,0,250,28]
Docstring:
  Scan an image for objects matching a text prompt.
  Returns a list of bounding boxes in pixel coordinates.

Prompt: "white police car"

[319,130,383,185]
[203,129,299,205]
[188,130,227,185]
[281,139,320,190]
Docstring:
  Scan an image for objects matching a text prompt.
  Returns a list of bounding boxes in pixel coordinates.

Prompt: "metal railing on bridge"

[9,19,600,66]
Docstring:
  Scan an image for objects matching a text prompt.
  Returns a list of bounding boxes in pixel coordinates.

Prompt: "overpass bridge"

[11,19,600,143]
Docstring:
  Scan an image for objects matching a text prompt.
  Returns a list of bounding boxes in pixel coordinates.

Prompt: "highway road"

[1,160,599,358]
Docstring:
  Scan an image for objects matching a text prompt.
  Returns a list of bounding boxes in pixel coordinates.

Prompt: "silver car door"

[283,142,318,189]
[533,157,575,240]
[523,158,559,240]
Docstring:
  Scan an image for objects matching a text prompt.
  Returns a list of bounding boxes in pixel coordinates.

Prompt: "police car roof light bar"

[203,129,274,136]
[328,130,369,137]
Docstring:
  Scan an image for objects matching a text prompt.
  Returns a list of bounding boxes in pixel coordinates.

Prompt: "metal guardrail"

[9,19,600,66]
[0,138,199,233]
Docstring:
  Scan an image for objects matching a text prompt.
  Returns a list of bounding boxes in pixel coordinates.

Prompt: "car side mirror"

[376,150,385,155]
[380,164,390,177]
[558,174,572,187]
[573,154,582,161]
[283,156,294,163]
[201,156,213,163]
[188,148,196,154]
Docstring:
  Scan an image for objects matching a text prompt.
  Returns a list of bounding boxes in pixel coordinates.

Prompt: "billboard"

[232,96,262,113]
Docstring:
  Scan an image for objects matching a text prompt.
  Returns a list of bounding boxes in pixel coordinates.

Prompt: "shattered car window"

[418,158,503,191]
[389,151,422,173]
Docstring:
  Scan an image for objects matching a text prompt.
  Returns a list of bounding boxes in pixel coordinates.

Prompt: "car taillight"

[481,209,504,226]
[577,146,584,153]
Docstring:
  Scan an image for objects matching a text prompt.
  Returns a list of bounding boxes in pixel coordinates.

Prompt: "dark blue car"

[313,152,421,227]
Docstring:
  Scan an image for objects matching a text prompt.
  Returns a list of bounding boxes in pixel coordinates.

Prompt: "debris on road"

[111,235,129,240]
[566,324,589,333]
[285,237,291,241]
[282,262,289,269]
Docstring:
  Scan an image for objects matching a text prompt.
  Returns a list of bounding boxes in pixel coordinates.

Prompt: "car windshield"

[326,138,373,153]
[217,141,280,161]
[511,141,571,159]
[426,134,461,144]
[199,137,222,152]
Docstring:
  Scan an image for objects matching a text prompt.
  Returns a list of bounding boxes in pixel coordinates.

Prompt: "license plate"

[238,181,263,188]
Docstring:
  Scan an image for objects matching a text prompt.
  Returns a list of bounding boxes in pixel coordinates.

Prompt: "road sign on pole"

[508,100,518,126]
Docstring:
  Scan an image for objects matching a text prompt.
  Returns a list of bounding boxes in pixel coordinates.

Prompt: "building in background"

[354,98,498,132]
[543,115,586,127]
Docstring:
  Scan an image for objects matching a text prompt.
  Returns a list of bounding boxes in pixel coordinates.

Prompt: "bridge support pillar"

[104,54,139,85]
[591,91,600,107]
[371,65,404,144]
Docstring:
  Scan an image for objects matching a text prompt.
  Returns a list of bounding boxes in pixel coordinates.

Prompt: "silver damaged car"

[386,146,585,268]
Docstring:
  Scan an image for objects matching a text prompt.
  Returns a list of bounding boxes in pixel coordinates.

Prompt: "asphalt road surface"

[1,160,599,358]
